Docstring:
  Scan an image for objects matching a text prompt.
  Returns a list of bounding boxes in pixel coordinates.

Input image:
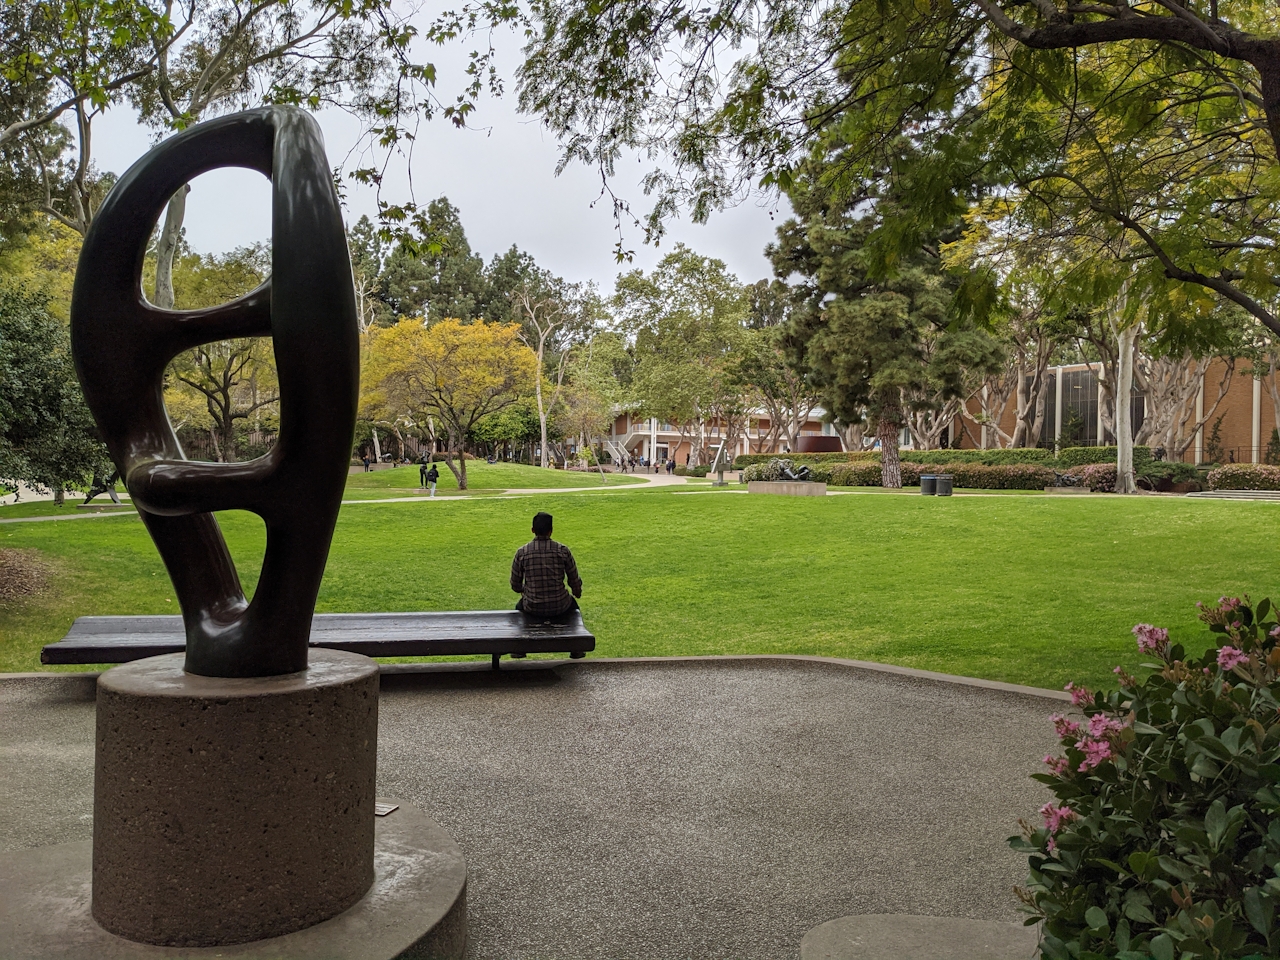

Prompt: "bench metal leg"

[570,651,585,659]
[491,654,500,671]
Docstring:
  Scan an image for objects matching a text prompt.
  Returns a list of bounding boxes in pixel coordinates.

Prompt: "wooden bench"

[40,611,595,671]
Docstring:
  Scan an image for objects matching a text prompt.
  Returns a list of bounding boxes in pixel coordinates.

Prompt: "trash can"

[935,474,953,497]
[920,474,937,495]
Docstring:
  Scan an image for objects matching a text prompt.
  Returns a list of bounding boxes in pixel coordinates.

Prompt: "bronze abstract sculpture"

[70,107,359,678]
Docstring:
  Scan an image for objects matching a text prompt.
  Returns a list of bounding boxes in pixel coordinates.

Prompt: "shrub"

[733,450,855,468]
[1138,461,1203,492]
[1065,462,1117,492]
[676,465,711,477]
[1057,446,1153,469]
[829,462,881,486]
[1013,596,1280,960]
[903,448,1053,466]
[1208,463,1280,491]
[938,462,1058,490]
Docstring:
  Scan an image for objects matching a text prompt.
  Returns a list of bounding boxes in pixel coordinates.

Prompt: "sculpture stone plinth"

[91,651,378,947]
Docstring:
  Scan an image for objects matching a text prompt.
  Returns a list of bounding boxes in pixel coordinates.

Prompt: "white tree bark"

[1114,324,1139,493]
[153,184,190,309]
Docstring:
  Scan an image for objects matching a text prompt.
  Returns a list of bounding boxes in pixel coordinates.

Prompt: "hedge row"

[1207,463,1280,490]
[1056,445,1153,469]
[735,445,1151,470]
[814,461,1057,490]
[733,447,1053,469]
[902,448,1053,465]
[733,451,855,467]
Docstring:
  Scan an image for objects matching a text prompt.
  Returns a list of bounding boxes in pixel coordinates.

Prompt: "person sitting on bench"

[511,511,582,621]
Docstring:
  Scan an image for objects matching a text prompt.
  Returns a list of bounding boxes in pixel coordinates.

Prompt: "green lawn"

[1,489,1271,689]
[343,462,644,498]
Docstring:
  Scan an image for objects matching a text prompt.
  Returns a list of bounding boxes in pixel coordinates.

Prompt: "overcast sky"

[90,31,788,292]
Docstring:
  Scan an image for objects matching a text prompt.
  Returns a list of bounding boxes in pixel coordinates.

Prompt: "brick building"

[953,361,1276,464]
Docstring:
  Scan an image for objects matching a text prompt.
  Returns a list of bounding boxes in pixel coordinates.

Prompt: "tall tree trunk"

[1115,325,1138,494]
[535,368,550,469]
[153,185,191,309]
[371,427,382,463]
[878,415,902,489]
[439,429,468,490]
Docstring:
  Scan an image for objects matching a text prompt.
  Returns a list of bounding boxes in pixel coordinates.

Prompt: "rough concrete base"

[0,802,466,960]
[748,480,827,496]
[800,914,1039,959]
[93,651,379,946]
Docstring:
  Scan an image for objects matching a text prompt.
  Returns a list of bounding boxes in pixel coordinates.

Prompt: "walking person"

[510,512,582,621]
[362,454,371,472]
[419,457,429,489]
[426,462,439,498]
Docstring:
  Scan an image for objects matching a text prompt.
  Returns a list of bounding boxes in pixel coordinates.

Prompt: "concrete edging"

[0,653,1069,701]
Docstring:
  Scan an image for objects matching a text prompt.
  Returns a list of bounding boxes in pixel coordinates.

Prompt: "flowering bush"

[1067,462,1118,492]
[1207,464,1280,491]
[1013,597,1280,959]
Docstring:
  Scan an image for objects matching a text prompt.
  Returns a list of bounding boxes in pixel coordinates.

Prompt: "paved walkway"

[0,658,1057,959]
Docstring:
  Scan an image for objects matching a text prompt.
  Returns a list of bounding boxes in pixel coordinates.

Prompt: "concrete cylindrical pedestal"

[92,650,379,947]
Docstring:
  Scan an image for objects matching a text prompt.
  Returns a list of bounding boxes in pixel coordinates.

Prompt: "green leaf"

[1243,887,1274,935]
[1085,906,1109,931]
[1150,933,1175,960]
[1205,799,1228,850]
[1123,901,1156,924]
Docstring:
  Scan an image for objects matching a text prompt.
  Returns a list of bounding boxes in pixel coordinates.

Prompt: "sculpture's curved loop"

[71,107,360,677]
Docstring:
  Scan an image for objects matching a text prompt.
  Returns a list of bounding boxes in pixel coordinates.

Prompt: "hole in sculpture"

[153,170,277,465]
[213,510,266,603]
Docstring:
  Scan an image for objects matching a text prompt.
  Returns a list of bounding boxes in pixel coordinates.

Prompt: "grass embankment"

[1,489,1272,688]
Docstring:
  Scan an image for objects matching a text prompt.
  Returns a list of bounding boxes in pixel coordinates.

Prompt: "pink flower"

[1051,714,1082,739]
[1220,597,1241,611]
[1040,802,1078,833]
[1065,682,1093,707]
[1076,738,1114,770]
[1087,714,1128,739]
[1218,646,1249,671]
[1047,837,1058,853]
[1132,623,1169,654]
[1269,625,1280,640]
[1043,755,1071,776]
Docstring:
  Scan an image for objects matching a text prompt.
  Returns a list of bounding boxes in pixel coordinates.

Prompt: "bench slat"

[42,612,594,665]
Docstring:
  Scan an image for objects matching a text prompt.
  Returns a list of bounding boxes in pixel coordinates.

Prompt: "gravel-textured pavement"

[0,658,1059,959]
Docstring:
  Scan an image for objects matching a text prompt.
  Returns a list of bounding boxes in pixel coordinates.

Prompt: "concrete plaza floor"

[0,657,1059,959]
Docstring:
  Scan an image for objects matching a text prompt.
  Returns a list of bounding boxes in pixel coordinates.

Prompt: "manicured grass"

[344,462,643,498]
[0,500,133,519]
[2,489,1273,687]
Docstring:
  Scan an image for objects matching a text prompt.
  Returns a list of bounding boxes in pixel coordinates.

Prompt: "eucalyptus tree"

[1,0,451,261]
[614,245,750,464]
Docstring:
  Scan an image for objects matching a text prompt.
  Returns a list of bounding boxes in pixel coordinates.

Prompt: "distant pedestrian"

[362,455,371,472]
[426,463,439,497]
[419,458,429,488]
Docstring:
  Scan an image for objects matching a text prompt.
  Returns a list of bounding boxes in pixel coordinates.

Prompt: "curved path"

[0,657,1057,959]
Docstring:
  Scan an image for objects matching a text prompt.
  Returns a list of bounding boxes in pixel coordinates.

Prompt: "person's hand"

[573,588,582,599]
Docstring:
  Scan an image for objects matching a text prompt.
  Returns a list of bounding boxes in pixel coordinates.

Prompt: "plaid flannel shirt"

[510,537,582,616]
